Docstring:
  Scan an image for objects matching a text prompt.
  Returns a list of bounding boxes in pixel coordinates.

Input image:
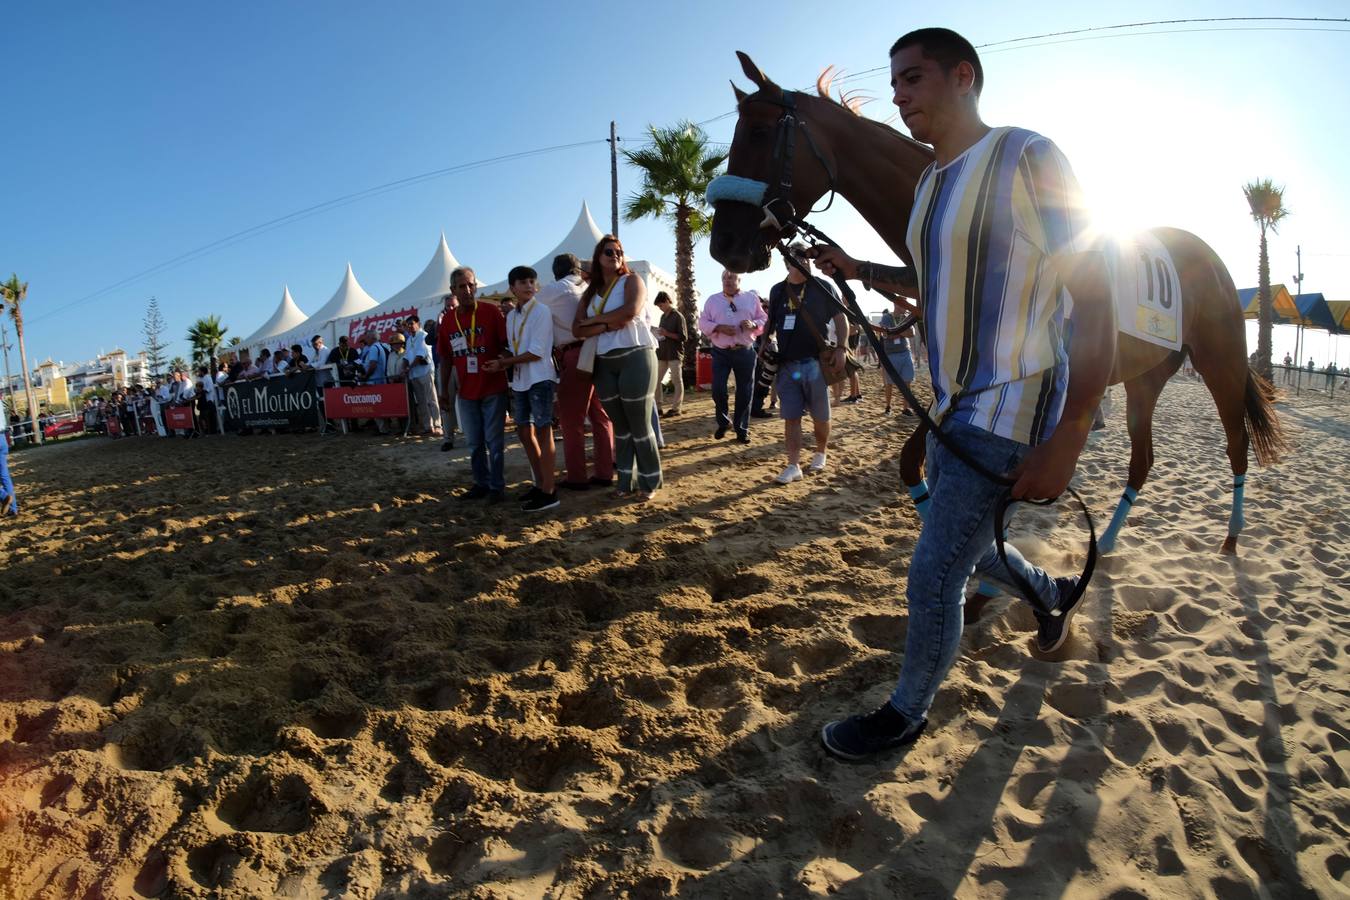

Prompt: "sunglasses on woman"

[603,248,624,258]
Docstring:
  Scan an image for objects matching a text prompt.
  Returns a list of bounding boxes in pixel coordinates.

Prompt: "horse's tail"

[1244,367,1287,466]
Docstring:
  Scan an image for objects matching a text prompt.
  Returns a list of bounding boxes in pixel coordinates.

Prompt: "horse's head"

[709,52,836,273]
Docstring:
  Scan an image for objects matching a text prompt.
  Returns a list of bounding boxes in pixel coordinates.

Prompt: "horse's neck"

[810,100,932,262]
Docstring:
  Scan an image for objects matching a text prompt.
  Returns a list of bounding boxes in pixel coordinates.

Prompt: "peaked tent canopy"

[1291,292,1339,332]
[1237,283,1300,323]
[251,264,380,356]
[480,201,606,296]
[1326,299,1350,334]
[337,235,463,341]
[238,286,308,349]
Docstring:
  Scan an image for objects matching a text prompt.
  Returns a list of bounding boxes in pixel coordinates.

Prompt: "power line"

[31,139,606,324]
[41,15,1347,321]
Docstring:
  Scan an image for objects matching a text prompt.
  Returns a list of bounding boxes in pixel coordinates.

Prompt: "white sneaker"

[774,464,803,484]
[807,452,827,474]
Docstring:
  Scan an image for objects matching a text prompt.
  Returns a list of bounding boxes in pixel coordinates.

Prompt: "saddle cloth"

[1105,231,1183,352]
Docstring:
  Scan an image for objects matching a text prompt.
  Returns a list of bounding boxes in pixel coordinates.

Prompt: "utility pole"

[1292,245,1304,390]
[609,120,620,237]
[0,321,13,412]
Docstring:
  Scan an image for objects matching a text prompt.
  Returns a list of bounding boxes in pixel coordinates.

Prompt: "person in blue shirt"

[0,401,17,517]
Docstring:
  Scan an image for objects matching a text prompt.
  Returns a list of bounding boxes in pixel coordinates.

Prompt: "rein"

[774,220,1096,620]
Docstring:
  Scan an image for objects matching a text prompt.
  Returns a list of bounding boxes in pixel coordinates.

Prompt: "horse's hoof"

[1220,535,1238,555]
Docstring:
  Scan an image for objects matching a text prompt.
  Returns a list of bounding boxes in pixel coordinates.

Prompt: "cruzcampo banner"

[322,384,410,419]
[220,372,323,432]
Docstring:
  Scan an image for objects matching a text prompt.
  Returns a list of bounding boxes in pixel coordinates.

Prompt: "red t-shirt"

[437,301,508,400]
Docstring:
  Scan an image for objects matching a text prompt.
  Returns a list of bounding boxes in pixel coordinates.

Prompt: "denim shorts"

[511,381,556,427]
[776,358,830,421]
[885,350,915,386]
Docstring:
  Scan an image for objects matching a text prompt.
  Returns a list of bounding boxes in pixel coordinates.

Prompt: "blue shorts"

[885,350,915,386]
[776,358,830,422]
[511,381,556,427]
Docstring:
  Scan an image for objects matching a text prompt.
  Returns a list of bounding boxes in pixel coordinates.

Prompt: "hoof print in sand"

[216,769,321,834]
[429,723,618,793]
[658,816,757,870]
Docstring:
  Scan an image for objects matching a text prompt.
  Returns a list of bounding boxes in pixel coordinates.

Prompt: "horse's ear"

[737,51,774,91]
[731,81,748,103]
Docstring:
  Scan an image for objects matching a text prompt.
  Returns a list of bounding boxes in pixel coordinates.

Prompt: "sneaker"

[518,486,544,503]
[820,701,926,760]
[736,431,750,444]
[715,423,729,439]
[774,464,803,484]
[750,409,773,419]
[461,485,490,500]
[807,452,827,474]
[441,439,455,451]
[1034,576,1084,653]
[522,491,560,513]
[843,394,862,405]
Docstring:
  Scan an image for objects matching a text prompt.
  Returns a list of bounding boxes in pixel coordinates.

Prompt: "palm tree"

[1243,179,1289,381]
[623,122,727,382]
[0,274,41,444]
[168,356,189,374]
[187,315,228,367]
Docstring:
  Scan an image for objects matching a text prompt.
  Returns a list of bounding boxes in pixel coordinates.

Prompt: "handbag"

[798,297,862,386]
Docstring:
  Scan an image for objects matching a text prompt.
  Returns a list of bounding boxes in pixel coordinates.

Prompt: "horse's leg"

[1189,349,1253,555]
[1100,357,1180,554]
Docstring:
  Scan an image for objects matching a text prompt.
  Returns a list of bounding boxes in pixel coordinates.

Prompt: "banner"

[165,405,195,429]
[43,419,84,439]
[221,372,323,432]
[347,307,416,344]
[323,384,410,419]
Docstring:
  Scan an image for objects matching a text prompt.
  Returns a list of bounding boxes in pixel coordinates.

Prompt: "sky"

[4,1,1349,375]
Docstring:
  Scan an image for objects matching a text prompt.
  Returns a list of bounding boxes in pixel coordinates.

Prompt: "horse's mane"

[812,66,933,159]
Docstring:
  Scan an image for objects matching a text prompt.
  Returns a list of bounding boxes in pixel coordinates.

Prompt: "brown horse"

[708,52,1285,555]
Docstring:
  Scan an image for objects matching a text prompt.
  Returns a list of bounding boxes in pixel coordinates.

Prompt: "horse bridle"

[752,91,839,231]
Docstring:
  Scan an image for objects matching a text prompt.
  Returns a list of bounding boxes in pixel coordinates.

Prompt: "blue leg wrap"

[1229,473,1246,538]
[908,479,931,522]
[1099,485,1139,555]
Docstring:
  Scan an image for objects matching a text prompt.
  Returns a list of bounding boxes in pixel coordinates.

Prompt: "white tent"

[337,234,462,340]
[480,201,606,295]
[259,263,380,355]
[237,286,308,349]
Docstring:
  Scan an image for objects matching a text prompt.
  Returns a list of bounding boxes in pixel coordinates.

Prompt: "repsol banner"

[323,384,409,419]
[221,373,323,431]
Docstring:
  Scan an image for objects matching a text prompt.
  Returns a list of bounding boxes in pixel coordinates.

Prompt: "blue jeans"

[456,392,506,492]
[0,435,14,511]
[890,418,1061,720]
[712,345,756,435]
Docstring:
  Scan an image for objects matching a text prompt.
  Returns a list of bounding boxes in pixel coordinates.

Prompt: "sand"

[0,371,1346,899]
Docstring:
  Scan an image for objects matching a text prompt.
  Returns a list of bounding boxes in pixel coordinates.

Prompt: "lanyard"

[458,304,478,354]
[510,300,536,355]
[787,282,806,311]
[590,277,621,317]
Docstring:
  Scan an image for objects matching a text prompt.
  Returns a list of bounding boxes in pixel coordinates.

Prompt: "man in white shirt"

[153,378,172,436]
[487,265,559,512]
[171,370,198,438]
[538,253,615,490]
[404,315,441,437]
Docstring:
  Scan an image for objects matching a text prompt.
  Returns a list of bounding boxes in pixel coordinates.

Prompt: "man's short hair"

[312,334,322,343]
[450,266,476,287]
[259,348,271,358]
[508,265,538,285]
[890,28,983,96]
[654,291,672,306]
[407,314,420,325]
[552,253,581,280]
[338,336,349,345]
[291,344,303,354]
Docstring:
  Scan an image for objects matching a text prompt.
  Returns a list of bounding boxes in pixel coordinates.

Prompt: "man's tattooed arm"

[856,261,919,298]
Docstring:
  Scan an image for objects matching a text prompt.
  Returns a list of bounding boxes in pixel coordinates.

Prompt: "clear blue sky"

[4,1,1348,371]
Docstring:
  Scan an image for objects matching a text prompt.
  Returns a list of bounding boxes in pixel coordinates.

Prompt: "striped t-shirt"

[906,126,1088,446]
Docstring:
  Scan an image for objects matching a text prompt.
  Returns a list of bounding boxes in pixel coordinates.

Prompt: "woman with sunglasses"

[574,235,662,499]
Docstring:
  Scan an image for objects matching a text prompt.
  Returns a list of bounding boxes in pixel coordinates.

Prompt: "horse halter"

[706,90,838,233]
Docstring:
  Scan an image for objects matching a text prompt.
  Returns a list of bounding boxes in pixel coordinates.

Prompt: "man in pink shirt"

[698,269,767,443]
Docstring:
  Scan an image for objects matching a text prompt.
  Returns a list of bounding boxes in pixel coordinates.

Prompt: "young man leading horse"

[804,28,1116,759]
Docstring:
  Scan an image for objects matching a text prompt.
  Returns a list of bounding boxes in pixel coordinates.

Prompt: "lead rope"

[775,234,1096,619]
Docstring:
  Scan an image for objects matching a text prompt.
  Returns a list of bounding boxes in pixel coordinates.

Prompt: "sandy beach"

[0,371,1346,898]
